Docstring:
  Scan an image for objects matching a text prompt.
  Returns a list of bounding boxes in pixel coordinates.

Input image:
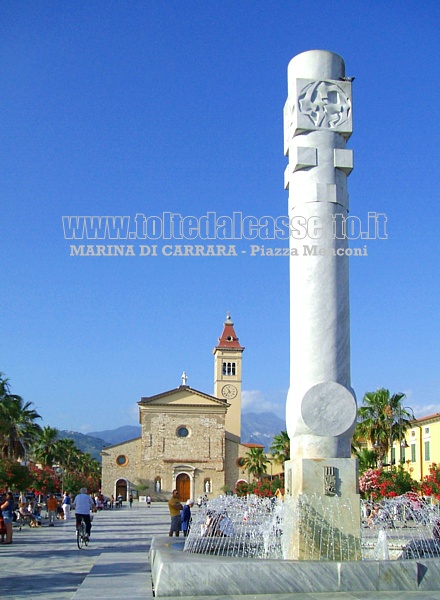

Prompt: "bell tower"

[213,313,244,442]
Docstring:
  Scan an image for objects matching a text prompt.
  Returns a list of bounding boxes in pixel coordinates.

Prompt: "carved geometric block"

[334,148,354,174]
[285,78,353,140]
[293,147,317,172]
[284,146,318,189]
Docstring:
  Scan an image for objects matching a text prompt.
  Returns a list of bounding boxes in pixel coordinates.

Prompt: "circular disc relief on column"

[301,381,356,437]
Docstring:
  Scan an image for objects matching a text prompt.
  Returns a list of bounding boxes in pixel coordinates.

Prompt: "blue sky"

[1,1,439,433]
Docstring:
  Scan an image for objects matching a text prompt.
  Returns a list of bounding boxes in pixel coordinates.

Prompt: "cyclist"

[73,488,96,539]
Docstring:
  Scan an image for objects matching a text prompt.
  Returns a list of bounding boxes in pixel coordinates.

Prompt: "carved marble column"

[283,50,361,560]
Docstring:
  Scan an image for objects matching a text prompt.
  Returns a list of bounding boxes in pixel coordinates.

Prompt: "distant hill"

[88,425,141,445]
[58,430,110,463]
[241,411,286,452]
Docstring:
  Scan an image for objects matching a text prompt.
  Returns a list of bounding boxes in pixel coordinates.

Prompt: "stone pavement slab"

[71,550,149,599]
[154,590,440,599]
[0,500,163,599]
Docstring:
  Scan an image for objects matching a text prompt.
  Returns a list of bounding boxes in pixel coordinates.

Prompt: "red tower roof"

[214,313,244,350]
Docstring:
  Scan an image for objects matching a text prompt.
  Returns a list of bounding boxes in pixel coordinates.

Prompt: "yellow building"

[395,413,440,483]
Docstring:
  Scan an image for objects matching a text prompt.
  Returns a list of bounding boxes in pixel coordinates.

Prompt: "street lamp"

[400,439,409,463]
[389,425,394,470]
[388,404,415,470]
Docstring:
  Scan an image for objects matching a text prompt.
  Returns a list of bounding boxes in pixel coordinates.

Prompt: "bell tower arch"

[213,313,244,442]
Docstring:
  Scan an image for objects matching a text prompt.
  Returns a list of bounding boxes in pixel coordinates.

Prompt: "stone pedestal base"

[284,457,362,560]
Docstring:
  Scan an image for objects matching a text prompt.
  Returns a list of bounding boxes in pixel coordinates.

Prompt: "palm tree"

[55,438,81,471]
[356,388,413,468]
[243,447,269,481]
[354,447,378,474]
[0,375,42,460]
[269,431,290,469]
[0,373,14,399]
[31,426,60,467]
[76,453,101,479]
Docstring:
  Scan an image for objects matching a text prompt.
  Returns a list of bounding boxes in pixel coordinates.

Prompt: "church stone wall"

[139,408,226,499]
[100,437,141,498]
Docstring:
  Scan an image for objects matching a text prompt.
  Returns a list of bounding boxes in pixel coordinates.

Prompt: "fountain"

[183,495,284,559]
[150,491,440,596]
[362,494,440,561]
[183,493,440,562]
[183,493,362,561]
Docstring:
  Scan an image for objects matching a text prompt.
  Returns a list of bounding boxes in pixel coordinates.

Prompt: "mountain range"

[240,412,286,451]
[59,411,286,462]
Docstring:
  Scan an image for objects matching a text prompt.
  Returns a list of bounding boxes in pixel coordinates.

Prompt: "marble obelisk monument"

[283,50,361,559]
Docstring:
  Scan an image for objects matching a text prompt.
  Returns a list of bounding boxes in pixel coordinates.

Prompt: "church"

[100,314,258,501]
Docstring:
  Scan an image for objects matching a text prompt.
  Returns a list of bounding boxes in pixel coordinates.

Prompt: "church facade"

[100,314,254,501]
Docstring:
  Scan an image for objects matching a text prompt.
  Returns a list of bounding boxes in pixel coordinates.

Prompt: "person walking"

[146,495,151,507]
[1,492,15,544]
[129,494,133,508]
[168,489,183,537]
[0,494,7,543]
[62,492,71,520]
[73,488,96,539]
[181,499,194,537]
[46,493,58,526]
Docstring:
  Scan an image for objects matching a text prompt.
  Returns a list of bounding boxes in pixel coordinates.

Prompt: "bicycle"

[76,515,92,549]
[13,511,39,531]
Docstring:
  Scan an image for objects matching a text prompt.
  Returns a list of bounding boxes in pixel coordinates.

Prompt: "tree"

[28,463,61,494]
[0,458,34,491]
[243,447,269,481]
[55,438,81,471]
[0,374,42,461]
[356,388,413,468]
[269,431,290,469]
[31,426,60,467]
[76,452,101,480]
[376,465,417,498]
[354,447,378,475]
[248,479,274,498]
[420,463,440,500]
[359,465,418,500]
[0,372,101,495]
[51,439,101,493]
[235,481,249,496]
[249,476,284,498]
[62,470,99,496]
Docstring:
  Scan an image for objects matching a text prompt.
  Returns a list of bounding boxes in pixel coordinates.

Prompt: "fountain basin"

[149,536,440,597]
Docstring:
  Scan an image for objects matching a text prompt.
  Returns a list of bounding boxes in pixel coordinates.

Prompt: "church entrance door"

[176,473,190,502]
[116,479,127,500]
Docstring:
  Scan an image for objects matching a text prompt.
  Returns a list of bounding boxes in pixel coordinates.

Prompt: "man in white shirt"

[73,487,96,538]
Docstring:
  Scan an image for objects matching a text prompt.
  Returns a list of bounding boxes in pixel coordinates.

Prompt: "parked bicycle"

[13,511,37,531]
